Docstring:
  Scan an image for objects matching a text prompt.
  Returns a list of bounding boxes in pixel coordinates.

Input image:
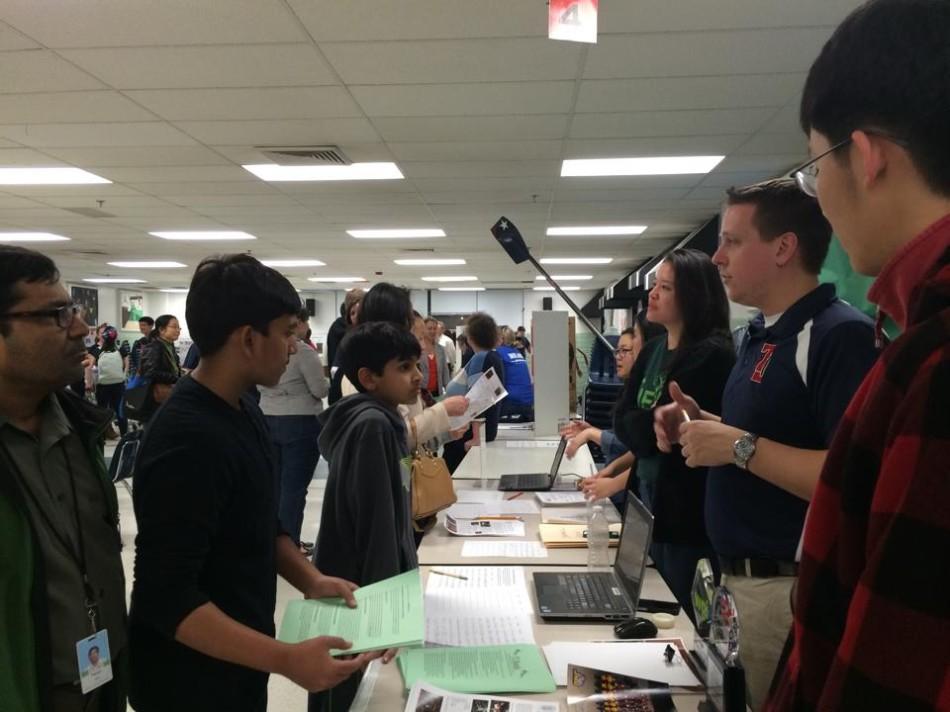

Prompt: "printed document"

[404,682,558,712]
[398,644,557,693]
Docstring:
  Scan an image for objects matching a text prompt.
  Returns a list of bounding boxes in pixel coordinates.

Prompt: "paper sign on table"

[542,639,701,687]
[446,501,539,518]
[398,644,556,693]
[426,614,535,647]
[535,491,587,505]
[455,490,506,503]
[445,516,526,537]
[461,541,549,558]
[404,682,559,712]
[506,440,561,448]
[278,569,423,655]
[541,504,621,525]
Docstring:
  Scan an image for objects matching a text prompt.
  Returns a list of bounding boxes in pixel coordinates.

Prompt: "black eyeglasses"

[615,347,635,357]
[790,137,852,197]
[0,303,86,329]
[790,130,910,197]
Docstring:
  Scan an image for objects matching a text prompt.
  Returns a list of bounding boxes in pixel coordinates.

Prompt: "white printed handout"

[535,491,587,505]
[461,541,549,558]
[505,440,561,448]
[447,367,509,430]
[445,516,526,537]
[446,501,539,518]
[404,682,558,712]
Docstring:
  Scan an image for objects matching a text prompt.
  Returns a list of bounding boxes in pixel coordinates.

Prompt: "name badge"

[76,629,113,694]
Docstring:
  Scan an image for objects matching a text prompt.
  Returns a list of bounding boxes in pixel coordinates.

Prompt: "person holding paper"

[442,312,506,472]
[311,321,423,712]
[130,256,375,712]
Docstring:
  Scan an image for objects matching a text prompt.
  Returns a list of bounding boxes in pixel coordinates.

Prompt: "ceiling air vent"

[256,145,351,166]
[64,207,116,218]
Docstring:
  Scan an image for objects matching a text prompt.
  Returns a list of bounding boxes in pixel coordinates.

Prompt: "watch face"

[734,434,755,464]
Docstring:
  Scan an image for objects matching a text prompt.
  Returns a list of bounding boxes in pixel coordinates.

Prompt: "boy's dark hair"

[185,254,300,357]
[0,246,59,336]
[358,282,413,329]
[339,321,421,394]
[138,316,154,327]
[725,179,832,274]
[800,0,950,196]
[296,307,310,323]
[465,312,498,350]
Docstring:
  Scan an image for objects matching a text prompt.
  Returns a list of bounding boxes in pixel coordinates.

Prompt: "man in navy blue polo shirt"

[655,178,878,709]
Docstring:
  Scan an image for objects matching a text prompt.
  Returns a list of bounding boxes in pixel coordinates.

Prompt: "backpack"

[97,351,125,385]
[108,429,144,483]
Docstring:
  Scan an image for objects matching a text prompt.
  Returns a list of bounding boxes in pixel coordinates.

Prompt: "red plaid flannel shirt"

[766,215,950,711]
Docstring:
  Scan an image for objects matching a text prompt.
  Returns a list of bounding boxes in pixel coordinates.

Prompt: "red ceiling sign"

[548,0,599,44]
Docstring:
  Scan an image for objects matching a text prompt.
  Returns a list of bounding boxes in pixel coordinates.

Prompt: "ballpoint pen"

[430,570,469,580]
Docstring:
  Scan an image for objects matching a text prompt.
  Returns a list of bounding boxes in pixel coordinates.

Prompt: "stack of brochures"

[538,522,622,548]
[277,569,424,655]
[398,644,557,694]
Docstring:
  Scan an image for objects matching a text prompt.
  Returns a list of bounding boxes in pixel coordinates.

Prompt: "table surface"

[418,480,619,567]
[452,439,596,481]
[352,565,696,712]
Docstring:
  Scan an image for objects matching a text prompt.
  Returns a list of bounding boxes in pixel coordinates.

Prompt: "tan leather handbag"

[408,419,457,525]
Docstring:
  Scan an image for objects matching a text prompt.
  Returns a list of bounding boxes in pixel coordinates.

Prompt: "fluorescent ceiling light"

[561,156,724,177]
[394,258,466,266]
[149,231,256,241]
[535,275,593,281]
[547,226,647,236]
[348,229,445,239]
[0,232,70,242]
[243,162,403,182]
[438,287,485,292]
[307,277,366,283]
[160,288,189,293]
[260,259,326,268]
[540,257,613,265]
[534,286,581,291]
[83,278,147,284]
[108,261,186,269]
[0,167,111,185]
[421,276,478,283]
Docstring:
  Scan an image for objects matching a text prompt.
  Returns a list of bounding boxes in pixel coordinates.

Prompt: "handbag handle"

[409,417,420,455]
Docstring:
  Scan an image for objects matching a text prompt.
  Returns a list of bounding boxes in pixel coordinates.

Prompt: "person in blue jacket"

[496,326,533,422]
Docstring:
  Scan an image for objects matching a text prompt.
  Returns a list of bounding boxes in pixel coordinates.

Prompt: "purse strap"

[409,417,420,456]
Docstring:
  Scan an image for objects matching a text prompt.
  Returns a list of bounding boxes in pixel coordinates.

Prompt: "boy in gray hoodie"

[310,322,422,712]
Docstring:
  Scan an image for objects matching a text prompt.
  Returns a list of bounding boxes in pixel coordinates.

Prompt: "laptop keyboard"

[507,474,550,489]
[559,572,629,612]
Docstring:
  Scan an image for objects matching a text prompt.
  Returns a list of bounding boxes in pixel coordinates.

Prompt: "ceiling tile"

[351,81,575,117]
[41,145,232,167]
[0,21,40,50]
[576,74,805,113]
[174,118,380,145]
[0,147,67,165]
[562,135,749,158]
[96,166,254,183]
[735,133,808,155]
[387,140,563,162]
[374,115,569,142]
[569,107,777,139]
[289,0,542,41]
[321,38,583,84]
[125,87,363,121]
[598,0,864,33]
[0,122,197,147]
[0,91,157,124]
[583,28,833,79]
[60,45,337,89]
[0,51,105,93]
[401,161,560,179]
[2,0,306,47]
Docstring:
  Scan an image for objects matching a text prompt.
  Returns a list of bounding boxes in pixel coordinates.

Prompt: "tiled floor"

[115,452,330,711]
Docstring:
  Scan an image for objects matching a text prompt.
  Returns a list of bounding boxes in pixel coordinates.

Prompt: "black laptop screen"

[546,437,568,482]
[613,494,654,605]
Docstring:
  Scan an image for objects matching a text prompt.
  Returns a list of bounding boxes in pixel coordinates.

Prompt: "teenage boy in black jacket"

[310,321,422,712]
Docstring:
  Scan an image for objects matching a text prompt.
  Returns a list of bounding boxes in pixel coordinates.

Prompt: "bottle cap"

[651,612,676,629]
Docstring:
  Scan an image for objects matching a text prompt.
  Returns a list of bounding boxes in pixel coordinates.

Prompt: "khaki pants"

[722,574,794,711]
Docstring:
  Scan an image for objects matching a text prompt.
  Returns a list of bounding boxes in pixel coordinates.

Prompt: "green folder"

[278,569,424,656]
[398,644,557,694]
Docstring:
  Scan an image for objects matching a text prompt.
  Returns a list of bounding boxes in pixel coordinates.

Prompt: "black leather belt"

[719,556,798,578]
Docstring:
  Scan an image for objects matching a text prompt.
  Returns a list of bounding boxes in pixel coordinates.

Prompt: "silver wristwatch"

[733,432,759,470]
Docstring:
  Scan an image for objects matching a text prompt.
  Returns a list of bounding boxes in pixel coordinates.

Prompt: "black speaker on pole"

[305,298,316,317]
[542,297,553,311]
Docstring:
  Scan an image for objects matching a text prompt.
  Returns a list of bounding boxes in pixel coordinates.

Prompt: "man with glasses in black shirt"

[0,245,128,712]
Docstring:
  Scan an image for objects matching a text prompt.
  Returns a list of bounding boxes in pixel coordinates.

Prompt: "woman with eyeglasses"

[562,311,665,478]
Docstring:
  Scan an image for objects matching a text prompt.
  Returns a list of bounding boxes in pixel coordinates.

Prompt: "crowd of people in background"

[2,2,950,710]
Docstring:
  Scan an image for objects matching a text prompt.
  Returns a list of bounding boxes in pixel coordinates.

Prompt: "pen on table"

[506,492,523,501]
[431,570,469,580]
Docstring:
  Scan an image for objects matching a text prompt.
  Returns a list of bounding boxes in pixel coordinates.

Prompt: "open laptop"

[496,437,568,491]
[533,494,654,621]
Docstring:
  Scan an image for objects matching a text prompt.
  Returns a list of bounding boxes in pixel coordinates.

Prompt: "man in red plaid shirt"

[766,0,950,709]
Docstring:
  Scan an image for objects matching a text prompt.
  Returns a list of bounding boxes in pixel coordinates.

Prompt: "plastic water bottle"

[587,502,610,570]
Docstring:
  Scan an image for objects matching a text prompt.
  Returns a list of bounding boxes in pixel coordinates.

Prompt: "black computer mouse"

[613,616,658,640]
